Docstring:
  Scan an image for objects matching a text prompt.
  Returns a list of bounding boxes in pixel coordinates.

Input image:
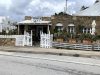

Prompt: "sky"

[0,0,96,21]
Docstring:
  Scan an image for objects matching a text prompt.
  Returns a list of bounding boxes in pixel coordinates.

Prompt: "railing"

[53,42,100,51]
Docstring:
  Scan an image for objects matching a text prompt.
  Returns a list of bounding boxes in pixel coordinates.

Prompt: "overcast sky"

[0,0,96,20]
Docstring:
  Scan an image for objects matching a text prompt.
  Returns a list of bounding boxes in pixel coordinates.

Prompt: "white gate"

[40,32,53,48]
[24,31,32,46]
[16,31,32,46]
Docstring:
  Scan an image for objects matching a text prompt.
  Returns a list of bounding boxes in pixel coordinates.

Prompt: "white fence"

[15,34,32,46]
[24,34,32,46]
[16,31,32,46]
[0,31,32,46]
[15,35,25,46]
[53,42,100,51]
[40,32,53,48]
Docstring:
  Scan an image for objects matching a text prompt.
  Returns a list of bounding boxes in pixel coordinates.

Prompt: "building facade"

[51,13,100,35]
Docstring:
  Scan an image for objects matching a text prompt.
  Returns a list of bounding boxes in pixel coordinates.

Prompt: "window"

[67,24,75,33]
[83,28,92,34]
[56,23,63,31]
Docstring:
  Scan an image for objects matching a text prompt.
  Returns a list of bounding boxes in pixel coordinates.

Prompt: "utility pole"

[66,0,67,13]
[64,0,67,13]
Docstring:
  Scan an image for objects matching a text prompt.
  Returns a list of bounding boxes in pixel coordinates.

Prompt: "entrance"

[36,26,43,41]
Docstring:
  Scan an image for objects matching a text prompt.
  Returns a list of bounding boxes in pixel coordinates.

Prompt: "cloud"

[0,0,96,20]
[26,0,65,16]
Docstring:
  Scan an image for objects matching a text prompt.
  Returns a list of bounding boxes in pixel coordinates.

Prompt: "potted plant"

[80,33,92,44]
[56,31,64,42]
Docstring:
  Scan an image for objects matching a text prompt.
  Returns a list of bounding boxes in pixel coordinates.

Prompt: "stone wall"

[0,38,15,46]
[51,14,100,35]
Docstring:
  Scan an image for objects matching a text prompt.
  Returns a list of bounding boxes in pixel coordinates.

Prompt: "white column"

[70,27,71,33]
[83,28,84,33]
[48,25,50,34]
[90,28,92,34]
[86,28,88,34]
[73,27,74,33]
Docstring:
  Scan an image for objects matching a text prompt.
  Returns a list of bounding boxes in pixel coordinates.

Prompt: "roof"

[18,19,51,25]
[73,1,100,16]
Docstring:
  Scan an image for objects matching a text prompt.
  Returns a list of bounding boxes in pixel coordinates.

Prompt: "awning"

[68,24,75,26]
[18,20,51,25]
[56,23,63,26]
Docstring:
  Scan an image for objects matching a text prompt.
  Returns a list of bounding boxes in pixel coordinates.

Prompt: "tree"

[55,13,57,16]
[58,12,64,15]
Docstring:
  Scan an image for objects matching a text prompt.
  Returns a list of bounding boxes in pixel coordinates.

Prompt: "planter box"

[83,39,92,44]
[69,39,76,44]
[56,38,64,42]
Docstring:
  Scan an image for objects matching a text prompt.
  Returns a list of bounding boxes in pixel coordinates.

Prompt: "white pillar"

[83,28,84,33]
[90,28,92,34]
[73,27,74,33]
[48,25,50,34]
[70,27,71,33]
[86,28,88,34]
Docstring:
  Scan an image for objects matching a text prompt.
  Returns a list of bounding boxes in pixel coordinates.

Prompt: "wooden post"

[48,25,50,34]
[18,25,19,35]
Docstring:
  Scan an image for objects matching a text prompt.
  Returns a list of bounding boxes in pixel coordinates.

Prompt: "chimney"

[25,16,32,20]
